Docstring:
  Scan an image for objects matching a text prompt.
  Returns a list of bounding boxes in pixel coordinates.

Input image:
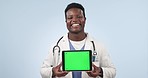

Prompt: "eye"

[67,16,72,19]
[67,17,72,19]
[77,15,82,18]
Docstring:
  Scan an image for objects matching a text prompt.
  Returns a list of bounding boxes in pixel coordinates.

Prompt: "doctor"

[40,2,116,78]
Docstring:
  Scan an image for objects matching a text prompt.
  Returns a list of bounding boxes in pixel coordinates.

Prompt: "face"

[65,8,86,34]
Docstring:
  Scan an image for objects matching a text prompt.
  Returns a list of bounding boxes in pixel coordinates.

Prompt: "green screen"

[63,50,91,71]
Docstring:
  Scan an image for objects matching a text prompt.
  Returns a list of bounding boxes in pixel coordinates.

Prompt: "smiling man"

[66,8,85,35]
[40,3,116,78]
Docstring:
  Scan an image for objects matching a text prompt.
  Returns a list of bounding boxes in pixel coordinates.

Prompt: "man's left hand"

[86,63,102,77]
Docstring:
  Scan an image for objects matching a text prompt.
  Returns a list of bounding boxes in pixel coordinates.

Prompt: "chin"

[69,30,82,34]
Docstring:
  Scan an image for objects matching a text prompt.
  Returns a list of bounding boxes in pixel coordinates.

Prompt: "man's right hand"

[52,62,68,77]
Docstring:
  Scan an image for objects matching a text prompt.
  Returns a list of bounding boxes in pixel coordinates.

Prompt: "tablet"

[62,50,92,71]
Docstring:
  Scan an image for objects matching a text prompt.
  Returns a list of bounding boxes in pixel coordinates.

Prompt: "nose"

[71,17,78,23]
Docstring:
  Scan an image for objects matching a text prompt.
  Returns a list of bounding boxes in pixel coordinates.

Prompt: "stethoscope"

[53,36,98,62]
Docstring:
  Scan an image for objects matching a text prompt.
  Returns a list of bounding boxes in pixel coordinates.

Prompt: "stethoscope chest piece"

[92,51,98,62]
[93,51,97,55]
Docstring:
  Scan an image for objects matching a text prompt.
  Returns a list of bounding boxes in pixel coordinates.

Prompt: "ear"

[84,17,86,23]
[85,17,86,20]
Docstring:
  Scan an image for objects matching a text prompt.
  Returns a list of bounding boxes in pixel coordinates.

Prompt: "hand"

[52,62,68,77]
[86,63,102,77]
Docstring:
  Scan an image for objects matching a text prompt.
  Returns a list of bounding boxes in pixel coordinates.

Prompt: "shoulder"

[87,33,106,49]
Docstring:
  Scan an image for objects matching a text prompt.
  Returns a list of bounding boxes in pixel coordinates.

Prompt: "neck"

[68,32,86,41]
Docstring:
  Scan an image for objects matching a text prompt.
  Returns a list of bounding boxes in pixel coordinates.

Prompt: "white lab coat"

[40,33,116,78]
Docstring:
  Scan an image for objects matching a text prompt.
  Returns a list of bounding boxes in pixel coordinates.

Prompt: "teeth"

[72,24,79,27]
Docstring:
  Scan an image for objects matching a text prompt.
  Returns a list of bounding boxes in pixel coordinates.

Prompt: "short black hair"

[64,3,86,18]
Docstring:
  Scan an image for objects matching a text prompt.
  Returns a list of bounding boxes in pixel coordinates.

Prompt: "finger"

[86,71,92,76]
[56,71,68,77]
[87,72,94,77]
[86,72,91,77]
[58,62,62,67]
[92,63,99,71]
[87,74,91,77]
[54,63,61,68]
[86,71,91,73]
[63,71,69,73]
[54,62,62,72]
[92,63,97,68]
[56,62,62,70]
[86,70,99,77]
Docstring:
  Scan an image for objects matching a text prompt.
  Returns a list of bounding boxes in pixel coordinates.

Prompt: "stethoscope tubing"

[53,36,97,62]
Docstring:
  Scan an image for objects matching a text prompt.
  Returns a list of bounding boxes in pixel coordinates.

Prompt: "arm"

[40,47,68,78]
[87,40,116,78]
[40,50,54,78]
[99,45,116,78]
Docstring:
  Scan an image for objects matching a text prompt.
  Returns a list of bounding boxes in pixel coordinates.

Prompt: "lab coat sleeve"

[97,43,116,78]
[40,48,54,78]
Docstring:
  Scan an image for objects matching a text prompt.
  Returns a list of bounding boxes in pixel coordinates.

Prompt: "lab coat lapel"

[84,34,93,50]
[58,34,70,64]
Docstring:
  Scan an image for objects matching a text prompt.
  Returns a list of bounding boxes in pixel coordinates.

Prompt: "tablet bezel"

[62,50,92,71]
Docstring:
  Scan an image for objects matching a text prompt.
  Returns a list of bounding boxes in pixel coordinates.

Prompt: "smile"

[72,24,80,27]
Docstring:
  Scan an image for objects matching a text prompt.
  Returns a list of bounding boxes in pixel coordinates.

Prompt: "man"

[40,2,116,78]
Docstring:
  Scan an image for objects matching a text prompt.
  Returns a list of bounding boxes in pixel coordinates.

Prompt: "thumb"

[57,62,62,68]
[92,63,98,70]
